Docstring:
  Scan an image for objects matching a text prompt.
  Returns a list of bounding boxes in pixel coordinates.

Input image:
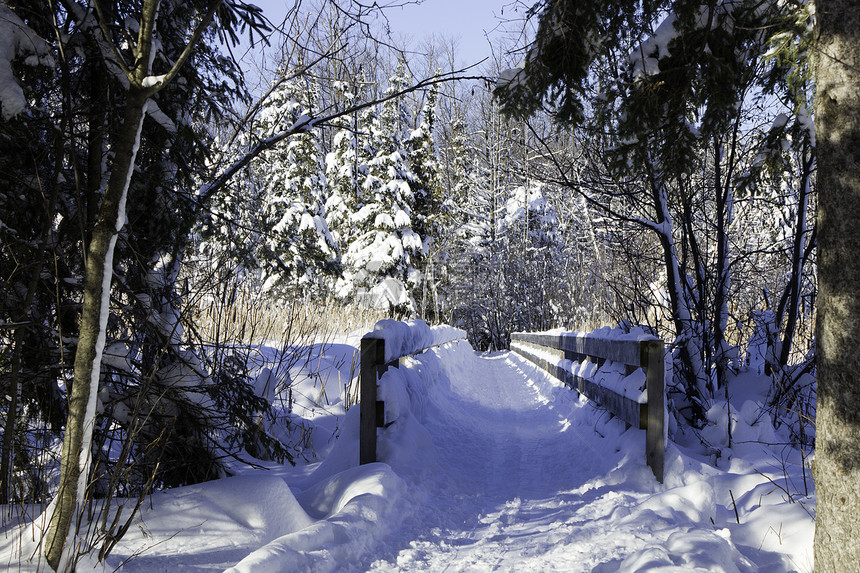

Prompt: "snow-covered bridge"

[8,322,812,572]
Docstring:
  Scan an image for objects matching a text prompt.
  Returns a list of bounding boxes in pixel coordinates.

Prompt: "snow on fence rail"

[510,329,667,483]
[359,320,466,465]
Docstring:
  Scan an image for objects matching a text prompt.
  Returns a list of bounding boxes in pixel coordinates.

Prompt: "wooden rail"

[510,331,666,483]
[359,332,464,465]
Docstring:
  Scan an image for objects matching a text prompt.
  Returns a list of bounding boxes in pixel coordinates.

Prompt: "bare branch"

[142,0,223,92]
[199,67,488,204]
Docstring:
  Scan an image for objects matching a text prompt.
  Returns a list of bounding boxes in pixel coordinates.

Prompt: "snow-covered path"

[363,350,616,571]
[355,347,793,572]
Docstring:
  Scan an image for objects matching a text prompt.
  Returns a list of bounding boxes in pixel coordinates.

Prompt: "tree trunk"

[813,0,860,569]
[645,152,707,420]
[777,152,814,370]
[43,88,149,571]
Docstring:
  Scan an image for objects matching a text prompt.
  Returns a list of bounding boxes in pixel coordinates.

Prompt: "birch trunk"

[813,0,860,569]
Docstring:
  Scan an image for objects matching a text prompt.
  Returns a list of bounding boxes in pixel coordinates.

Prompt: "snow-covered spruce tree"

[405,86,446,318]
[325,76,370,259]
[254,68,340,297]
[442,114,480,231]
[337,63,424,312]
[405,87,442,244]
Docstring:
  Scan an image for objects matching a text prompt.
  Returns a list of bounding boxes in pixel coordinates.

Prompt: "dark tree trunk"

[813,0,860,569]
[43,88,149,571]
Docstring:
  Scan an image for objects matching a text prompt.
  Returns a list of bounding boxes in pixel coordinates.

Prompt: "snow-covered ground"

[1,331,814,572]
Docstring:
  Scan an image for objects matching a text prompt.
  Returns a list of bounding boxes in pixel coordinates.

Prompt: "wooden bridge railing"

[359,336,394,465]
[359,323,465,465]
[510,330,667,483]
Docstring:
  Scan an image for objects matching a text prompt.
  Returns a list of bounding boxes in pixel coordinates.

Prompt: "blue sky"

[248,0,524,67]
[380,0,514,66]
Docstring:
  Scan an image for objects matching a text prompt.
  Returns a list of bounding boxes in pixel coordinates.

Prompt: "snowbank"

[225,464,406,573]
[367,318,465,362]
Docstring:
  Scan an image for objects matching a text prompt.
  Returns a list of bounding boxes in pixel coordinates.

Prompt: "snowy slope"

[1,336,813,572]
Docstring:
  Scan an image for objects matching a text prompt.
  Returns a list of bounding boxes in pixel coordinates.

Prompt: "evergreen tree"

[406,86,442,244]
[337,64,423,310]
[0,1,281,566]
[255,70,339,296]
[405,86,447,317]
[325,76,372,270]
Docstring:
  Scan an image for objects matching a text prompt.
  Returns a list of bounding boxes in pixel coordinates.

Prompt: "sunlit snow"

[1,325,813,572]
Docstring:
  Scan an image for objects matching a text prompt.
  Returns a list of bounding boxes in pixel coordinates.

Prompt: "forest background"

[0,0,823,569]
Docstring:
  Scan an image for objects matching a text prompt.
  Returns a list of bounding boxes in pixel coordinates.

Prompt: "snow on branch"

[0,5,54,120]
[198,67,486,205]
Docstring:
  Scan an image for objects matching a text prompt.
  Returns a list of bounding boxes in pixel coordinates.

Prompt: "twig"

[729,489,740,524]
[755,469,794,503]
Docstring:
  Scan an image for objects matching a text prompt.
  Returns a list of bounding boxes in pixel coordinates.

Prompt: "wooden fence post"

[360,337,385,465]
[642,339,665,483]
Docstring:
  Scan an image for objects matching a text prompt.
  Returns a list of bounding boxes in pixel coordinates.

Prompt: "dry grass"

[189,291,392,415]
[191,289,390,346]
